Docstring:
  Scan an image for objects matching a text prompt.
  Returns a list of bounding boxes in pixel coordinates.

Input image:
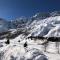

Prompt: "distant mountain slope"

[28,16,60,37]
[1,11,60,37]
[0,18,9,32]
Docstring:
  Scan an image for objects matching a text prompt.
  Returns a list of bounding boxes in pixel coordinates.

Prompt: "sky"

[0,0,60,20]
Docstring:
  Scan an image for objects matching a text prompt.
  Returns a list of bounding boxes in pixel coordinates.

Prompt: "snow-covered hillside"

[1,11,60,37]
[28,16,60,37]
[8,11,60,37]
[0,12,60,60]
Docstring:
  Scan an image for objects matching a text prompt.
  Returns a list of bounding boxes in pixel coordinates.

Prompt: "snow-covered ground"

[0,12,60,60]
[0,34,60,60]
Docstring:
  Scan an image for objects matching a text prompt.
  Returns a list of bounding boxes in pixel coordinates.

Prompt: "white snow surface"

[28,16,60,37]
[0,34,60,60]
[0,16,60,60]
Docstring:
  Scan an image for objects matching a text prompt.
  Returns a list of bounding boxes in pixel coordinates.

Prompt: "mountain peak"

[50,11,60,17]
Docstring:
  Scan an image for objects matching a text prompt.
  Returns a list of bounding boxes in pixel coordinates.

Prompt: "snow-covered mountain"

[9,16,30,29]
[12,11,60,37]
[1,11,60,37]
[0,18,9,32]
[28,16,60,37]
[1,11,60,60]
